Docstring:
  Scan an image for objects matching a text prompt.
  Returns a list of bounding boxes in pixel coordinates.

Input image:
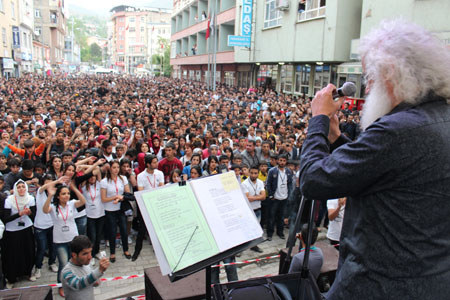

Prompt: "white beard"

[360,81,394,131]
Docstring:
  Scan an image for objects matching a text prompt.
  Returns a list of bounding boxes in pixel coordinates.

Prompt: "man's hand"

[328,114,342,144]
[311,84,345,118]
[338,197,346,208]
[99,257,110,273]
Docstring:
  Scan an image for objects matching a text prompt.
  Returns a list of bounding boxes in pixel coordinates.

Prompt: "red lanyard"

[113,177,119,195]
[146,174,156,188]
[58,205,69,225]
[14,196,25,212]
[88,184,96,204]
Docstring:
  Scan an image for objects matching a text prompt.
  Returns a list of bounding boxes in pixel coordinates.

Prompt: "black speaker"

[212,272,323,300]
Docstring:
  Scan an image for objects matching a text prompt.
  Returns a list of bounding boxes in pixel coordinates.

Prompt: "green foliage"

[154,37,172,77]
[90,43,102,63]
[70,15,107,63]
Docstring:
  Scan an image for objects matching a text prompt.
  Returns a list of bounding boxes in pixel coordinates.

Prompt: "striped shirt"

[61,261,103,300]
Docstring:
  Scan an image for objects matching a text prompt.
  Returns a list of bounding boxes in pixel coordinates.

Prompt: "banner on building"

[241,0,253,38]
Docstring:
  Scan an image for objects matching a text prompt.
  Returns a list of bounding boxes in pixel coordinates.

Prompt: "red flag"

[206,17,210,40]
[126,24,129,30]
[152,26,154,31]
[161,43,164,49]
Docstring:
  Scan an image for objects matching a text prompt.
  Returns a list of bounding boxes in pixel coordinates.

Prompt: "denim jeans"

[211,256,238,284]
[75,215,87,236]
[54,242,70,283]
[87,216,105,257]
[34,226,56,269]
[267,199,287,237]
[105,210,128,255]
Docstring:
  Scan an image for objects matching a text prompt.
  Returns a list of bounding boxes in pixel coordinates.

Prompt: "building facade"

[109,5,171,74]
[0,0,18,78]
[16,0,34,73]
[233,0,363,96]
[170,0,237,84]
[33,0,66,69]
[171,0,450,98]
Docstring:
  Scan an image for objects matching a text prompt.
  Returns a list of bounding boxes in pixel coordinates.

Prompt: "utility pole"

[71,17,74,70]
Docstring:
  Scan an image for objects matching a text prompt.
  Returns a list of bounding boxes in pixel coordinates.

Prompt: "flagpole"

[150,27,153,75]
[212,0,218,91]
[207,22,211,90]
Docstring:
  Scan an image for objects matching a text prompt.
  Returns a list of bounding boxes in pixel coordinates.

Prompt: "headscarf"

[8,180,30,211]
[134,153,146,175]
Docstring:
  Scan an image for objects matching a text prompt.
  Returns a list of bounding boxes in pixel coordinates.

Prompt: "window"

[129,17,135,22]
[11,1,15,19]
[129,27,135,32]
[281,65,293,92]
[225,72,235,87]
[141,17,145,22]
[119,44,123,49]
[313,65,330,94]
[35,9,41,17]
[23,32,27,47]
[35,26,42,36]
[0,0,3,12]
[141,27,144,32]
[2,27,6,46]
[298,0,326,22]
[50,12,57,24]
[295,65,311,95]
[119,26,124,32]
[264,0,282,28]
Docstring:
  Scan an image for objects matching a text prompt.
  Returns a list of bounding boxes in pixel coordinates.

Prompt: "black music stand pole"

[206,265,212,299]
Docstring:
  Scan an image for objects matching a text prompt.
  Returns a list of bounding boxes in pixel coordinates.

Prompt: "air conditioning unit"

[277,0,290,11]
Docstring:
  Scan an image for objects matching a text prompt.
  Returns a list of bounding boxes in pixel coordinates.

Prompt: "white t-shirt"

[137,169,164,191]
[274,168,289,200]
[100,176,129,212]
[327,199,345,241]
[50,200,79,243]
[81,183,105,219]
[241,178,265,210]
[4,195,35,232]
[34,190,54,230]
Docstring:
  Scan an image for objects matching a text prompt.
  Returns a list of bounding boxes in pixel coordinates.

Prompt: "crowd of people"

[0,73,360,296]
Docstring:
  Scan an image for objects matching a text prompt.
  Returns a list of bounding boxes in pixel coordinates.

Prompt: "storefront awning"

[337,62,362,74]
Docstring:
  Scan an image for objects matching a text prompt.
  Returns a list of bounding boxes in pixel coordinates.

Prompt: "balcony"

[171,6,235,41]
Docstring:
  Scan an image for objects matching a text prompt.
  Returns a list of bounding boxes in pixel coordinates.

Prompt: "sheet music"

[135,184,219,275]
[189,172,264,252]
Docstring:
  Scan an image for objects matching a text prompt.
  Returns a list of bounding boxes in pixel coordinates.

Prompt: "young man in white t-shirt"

[327,198,346,250]
[133,154,164,261]
[241,165,266,253]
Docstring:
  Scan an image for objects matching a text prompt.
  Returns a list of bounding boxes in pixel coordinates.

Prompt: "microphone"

[333,82,357,100]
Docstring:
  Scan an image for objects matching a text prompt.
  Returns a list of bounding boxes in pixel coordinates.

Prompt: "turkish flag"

[206,17,210,40]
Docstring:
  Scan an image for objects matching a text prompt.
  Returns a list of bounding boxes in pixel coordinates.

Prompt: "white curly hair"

[360,19,450,105]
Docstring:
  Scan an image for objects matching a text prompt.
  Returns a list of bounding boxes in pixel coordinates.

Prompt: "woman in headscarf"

[0,180,36,288]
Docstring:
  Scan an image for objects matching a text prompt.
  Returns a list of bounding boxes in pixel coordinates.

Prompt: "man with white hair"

[299,20,450,299]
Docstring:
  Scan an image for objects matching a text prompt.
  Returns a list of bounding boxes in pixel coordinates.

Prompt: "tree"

[154,36,172,77]
[90,43,102,63]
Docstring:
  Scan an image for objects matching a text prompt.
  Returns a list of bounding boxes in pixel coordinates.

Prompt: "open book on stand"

[135,171,264,277]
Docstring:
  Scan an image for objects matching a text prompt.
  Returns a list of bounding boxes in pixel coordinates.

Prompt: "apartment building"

[172,0,450,99]
[0,0,18,77]
[170,0,237,83]
[33,0,66,68]
[233,0,363,96]
[109,5,171,74]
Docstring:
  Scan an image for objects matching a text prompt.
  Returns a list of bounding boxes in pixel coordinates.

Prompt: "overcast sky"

[66,0,172,16]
